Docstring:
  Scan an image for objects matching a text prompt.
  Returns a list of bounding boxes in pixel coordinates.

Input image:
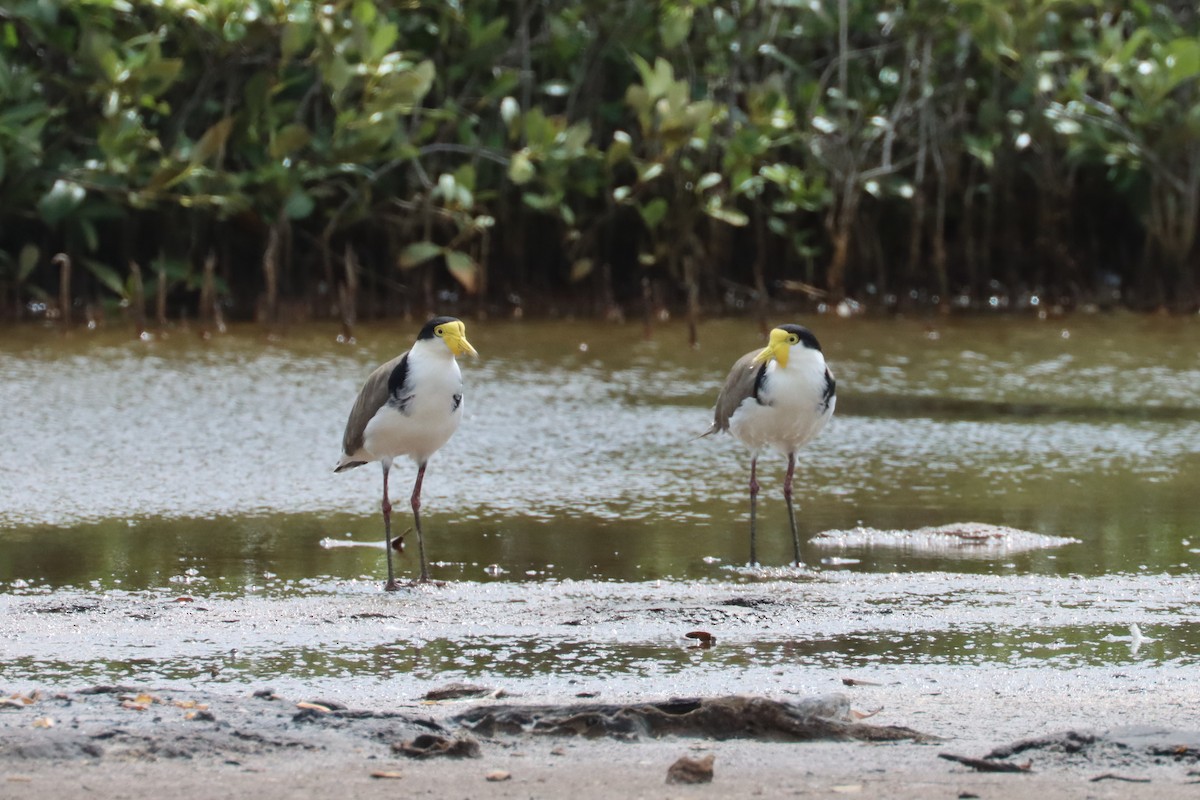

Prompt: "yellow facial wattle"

[751,328,791,368]
[442,320,478,358]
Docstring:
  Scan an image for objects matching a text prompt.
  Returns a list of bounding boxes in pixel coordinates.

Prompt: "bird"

[704,324,836,567]
[335,316,477,589]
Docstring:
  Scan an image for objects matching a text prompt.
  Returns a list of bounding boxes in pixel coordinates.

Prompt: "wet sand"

[3,573,1198,798]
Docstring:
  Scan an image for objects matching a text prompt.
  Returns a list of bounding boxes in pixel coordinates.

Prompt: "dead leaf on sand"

[173,699,208,709]
[294,702,331,713]
[370,771,404,780]
[684,631,716,648]
[119,692,159,710]
[3,691,42,708]
[31,717,54,728]
[485,770,511,782]
[666,754,714,784]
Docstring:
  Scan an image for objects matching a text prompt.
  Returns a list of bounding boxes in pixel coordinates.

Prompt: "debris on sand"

[986,726,1200,764]
[939,752,1032,773]
[812,523,1080,558]
[667,753,714,784]
[423,683,505,702]
[393,733,482,759]
[453,694,930,743]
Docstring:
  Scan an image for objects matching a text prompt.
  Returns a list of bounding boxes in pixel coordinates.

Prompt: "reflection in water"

[1,316,1198,589]
[3,622,1193,692]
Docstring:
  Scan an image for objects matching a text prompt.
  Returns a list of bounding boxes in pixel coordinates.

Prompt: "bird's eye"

[435,327,444,336]
[788,335,799,344]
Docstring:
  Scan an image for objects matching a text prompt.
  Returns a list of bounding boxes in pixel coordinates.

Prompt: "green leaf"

[141,58,183,98]
[281,21,312,62]
[704,197,749,227]
[146,162,191,190]
[508,150,535,184]
[18,243,40,281]
[81,219,99,252]
[284,190,314,220]
[607,131,632,165]
[443,250,477,293]
[523,193,558,212]
[659,5,693,49]
[192,117,235,164]
[38,180,86,226]
[569,258,594,283]
[696,172,722,192]
[82,258,128,298]
[639,163,664,182]
[375,60,435,108]
[639,197,669,229]
[1164,38,1200,94]
[398,242,444,270]
[270,123,311,160]
[369,23,398,61]
[469,17,508,49]
[352,0,377,25]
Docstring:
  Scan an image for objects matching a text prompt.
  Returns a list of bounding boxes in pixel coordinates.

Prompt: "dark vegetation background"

[1,1,1198,331]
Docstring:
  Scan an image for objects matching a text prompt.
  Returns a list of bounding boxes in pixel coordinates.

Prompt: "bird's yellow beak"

[751,328,791,368]
[442,320,478,358]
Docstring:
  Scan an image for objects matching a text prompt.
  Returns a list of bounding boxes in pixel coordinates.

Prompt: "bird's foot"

[409,576,447,588]
[383,579,402,592]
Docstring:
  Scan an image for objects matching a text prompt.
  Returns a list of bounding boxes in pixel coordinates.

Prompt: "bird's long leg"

[381,459,399,591]
[784,452,802,567]
[748,456,760,566]
[411,461,430,583]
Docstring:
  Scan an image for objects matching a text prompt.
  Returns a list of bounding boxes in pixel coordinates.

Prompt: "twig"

[1089,773,1150,783]
[938,753,1031,773]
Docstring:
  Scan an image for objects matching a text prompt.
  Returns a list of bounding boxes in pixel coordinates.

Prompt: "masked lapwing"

[336,316,477,588]
[705,324,836,567]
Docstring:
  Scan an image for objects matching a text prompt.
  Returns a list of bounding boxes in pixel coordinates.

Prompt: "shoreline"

[3,573,1199,797]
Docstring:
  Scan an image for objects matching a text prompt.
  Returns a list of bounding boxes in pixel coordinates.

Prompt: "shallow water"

[2,314,1196,589]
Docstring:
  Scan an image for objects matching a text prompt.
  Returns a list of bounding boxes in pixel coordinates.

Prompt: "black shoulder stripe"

[387,354,414,413]
[387,353,409,396]
[752,362,769,405]
[821,369,836,411]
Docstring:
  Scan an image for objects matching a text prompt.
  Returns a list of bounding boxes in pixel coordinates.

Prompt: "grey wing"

[708,350,764,434]
[339,354,405,460]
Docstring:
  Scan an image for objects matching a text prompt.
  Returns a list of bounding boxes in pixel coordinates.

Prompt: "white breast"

[362,353,464,464]
[729,352,833,455]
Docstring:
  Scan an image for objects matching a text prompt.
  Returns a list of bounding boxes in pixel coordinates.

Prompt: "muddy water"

[2,315,1196,586]
[1,315,1198,696]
